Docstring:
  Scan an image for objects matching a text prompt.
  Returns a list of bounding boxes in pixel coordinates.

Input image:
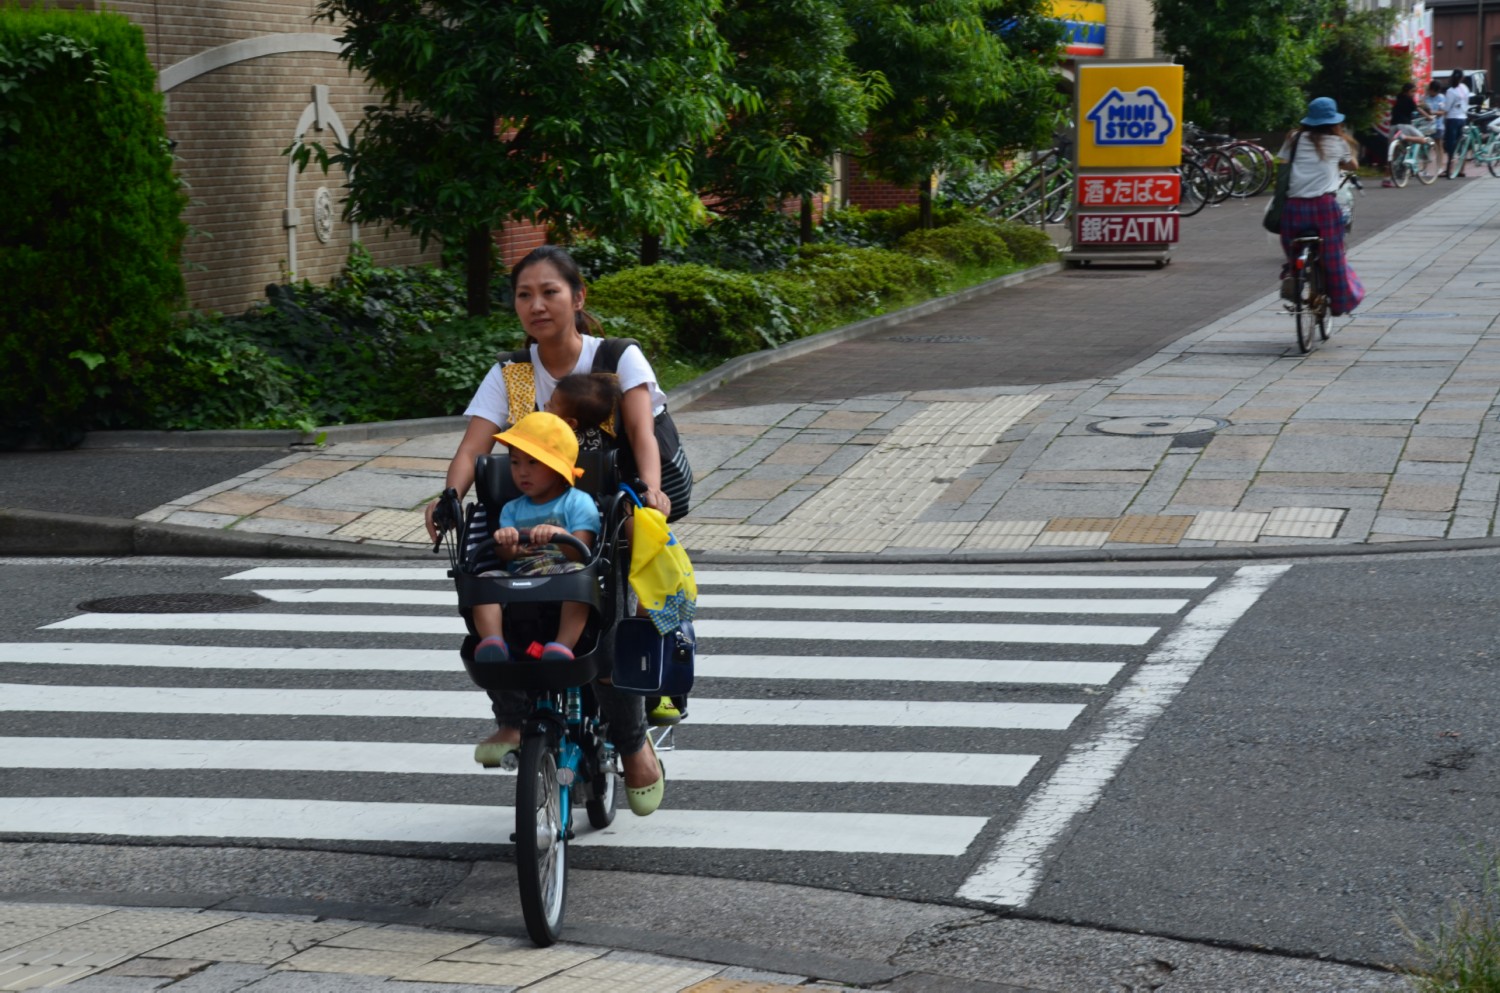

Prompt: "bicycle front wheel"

[1414,142,1437,184]
[1177,161,1211,217]
[515,735,568,946]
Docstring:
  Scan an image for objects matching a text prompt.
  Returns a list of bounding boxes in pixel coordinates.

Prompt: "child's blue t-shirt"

[500,486,600,535]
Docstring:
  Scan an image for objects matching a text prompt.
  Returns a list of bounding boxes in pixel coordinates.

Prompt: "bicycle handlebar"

[470,529,593,564]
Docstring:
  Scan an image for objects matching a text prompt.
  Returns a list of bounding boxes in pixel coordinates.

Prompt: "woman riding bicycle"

[1277,96,1366,317]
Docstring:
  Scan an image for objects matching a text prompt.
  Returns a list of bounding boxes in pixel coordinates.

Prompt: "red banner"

[1075,212,1180,245]
[1077,174,1179,208]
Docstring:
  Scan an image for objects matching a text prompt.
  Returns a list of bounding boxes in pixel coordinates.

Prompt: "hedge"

[0,7,187,447]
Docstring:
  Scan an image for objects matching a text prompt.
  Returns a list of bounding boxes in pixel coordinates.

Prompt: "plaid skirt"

[1280,194,1365,317]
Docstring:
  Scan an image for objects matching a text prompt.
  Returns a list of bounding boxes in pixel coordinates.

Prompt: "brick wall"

[49,0,438,314]
[842,156,922,211]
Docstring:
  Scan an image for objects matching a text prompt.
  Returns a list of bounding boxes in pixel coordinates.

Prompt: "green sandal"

[474,735,521,768]
[625,734,665,816]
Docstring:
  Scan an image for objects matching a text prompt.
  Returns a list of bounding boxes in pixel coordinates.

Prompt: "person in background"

[1277,97,1365,317]
[1443,69,1471,178]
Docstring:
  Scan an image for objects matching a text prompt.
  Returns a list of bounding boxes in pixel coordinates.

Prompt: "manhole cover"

[884,334,983,343]
[1362,312,1458,319]
[78,593,267,613]
[1088,416,1228,437]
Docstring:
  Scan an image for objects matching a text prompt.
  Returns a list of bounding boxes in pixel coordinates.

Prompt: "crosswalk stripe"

[0,643,458,670]
[254,588,1189,615]
[0,644,1121,685]
[224,567,1217,590]
[0,797,987,856]
[0,739,1038,787]
[40,613,1159,645]
[698,655,1122,685]
[1,685,1085,729]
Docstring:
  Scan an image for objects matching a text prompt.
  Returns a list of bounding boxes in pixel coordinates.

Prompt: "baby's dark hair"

[552,373,620,430]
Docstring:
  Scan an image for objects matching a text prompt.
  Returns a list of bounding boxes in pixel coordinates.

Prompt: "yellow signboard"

[1075,63,1184,169]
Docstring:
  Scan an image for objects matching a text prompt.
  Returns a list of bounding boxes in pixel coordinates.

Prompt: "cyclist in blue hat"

[1276,96,1365,317]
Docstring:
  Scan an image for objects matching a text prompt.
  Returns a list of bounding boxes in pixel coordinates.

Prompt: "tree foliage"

[1305,7,1411,134]
[304,0,745,310]
[0,6,187,447]
[844,0,1063,222]
[1152,0,1322,132]
[691,0,887,226]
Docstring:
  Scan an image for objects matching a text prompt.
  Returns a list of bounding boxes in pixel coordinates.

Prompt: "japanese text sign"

[1076,63,1184,168]
[1075,213,1180,245]
[1077,174,1179,208]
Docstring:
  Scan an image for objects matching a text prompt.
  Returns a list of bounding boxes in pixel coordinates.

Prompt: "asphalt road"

[2,550,1496,975]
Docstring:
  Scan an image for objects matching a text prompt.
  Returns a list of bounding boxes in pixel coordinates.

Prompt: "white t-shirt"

[464,336,667,427]
[1445,83,1471,120]
[1278,133,1348,199]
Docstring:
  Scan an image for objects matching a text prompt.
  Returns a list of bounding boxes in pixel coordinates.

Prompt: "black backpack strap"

[591,337,639,374]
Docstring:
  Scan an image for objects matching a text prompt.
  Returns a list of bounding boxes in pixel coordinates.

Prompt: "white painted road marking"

[955,564,1289,907]
[2,686,1084,729]
[226,566,1217,589]
[0,796,988,856]
[254,588,1189,615]
[0,738,1038,787]
[0,644,1122,685]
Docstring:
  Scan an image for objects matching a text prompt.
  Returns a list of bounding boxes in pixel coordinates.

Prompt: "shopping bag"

[628,504,697,635]
[613,617,696,695]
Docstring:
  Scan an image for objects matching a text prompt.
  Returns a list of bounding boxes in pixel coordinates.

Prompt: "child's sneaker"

[647,696,682,726]
[539,642,574,660]
[475,637,508,663]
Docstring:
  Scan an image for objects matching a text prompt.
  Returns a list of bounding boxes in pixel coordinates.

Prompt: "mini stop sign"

[1075,63,1184,169]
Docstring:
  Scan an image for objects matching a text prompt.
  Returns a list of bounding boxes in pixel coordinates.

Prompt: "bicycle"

[1388,120,1438,186]
[435,450,634,946]
[1449,110,1500,177]
[980,146,1073,226]
[1284,172,1362,353]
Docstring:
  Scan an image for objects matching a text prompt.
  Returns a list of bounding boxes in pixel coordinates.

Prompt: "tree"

[0,8,187,446]
[1152,0,1321,133]
[303,0,742,313]
[1305,7,1411,134]
[844,0,1063,227]
[691,0,887,242]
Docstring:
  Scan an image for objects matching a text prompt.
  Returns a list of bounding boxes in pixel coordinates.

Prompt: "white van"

[1433,69,1489,109]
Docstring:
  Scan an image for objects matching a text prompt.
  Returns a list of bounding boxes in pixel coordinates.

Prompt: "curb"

[0,507,421,560]
[687,533,1500,567]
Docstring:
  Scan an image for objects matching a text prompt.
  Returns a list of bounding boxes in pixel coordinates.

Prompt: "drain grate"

[78,593,267,613]
[885,334,983,344]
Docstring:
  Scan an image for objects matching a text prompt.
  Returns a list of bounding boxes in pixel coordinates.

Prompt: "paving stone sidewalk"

[133,179,1500,556]
[0,903,852,992]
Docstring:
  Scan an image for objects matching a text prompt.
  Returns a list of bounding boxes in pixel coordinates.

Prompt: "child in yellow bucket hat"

[471,411,600,667]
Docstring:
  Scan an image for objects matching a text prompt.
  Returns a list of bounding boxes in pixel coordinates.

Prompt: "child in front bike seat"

[472,411,600,665]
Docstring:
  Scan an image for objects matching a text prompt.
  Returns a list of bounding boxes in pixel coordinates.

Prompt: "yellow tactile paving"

[1108,514,1194,545]
[685,981,836,992]
[269,458,358,480]
[333,508,429,542]
[278,944,429,975]
[527,956,719,992]
[1043,517,1117,532]
[320,924,481,956]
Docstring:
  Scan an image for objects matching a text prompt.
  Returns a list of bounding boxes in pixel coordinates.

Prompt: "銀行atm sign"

[1076,63,1184,169]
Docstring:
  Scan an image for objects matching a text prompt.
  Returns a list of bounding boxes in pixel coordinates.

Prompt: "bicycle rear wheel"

[1294,254,1317,353]
[515,735,567,946]
[1177,161,1211,217]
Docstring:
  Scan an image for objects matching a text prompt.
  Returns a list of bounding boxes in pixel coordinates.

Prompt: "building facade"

[47,1,439,314]
[1429,1,1499,91]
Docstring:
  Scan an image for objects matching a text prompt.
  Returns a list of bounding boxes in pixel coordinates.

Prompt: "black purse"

[1262,131,1301,235]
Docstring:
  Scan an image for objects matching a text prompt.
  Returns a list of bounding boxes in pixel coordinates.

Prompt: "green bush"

[897,225,1014,268]
[589,263,801,361]
[777,243,953,321]
[155,247,519,429]
[991,221,1059,266]
[0,7,188,447]
[820,203,981,248]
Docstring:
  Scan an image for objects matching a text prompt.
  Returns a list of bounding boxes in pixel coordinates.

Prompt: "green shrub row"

[126,207,1056,432]
[0,7,187,448]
